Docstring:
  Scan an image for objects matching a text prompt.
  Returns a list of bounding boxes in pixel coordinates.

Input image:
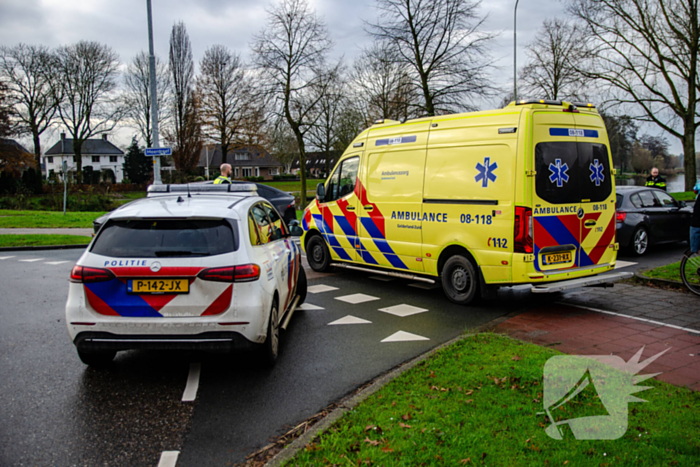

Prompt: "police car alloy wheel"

[441,256,478,305]
[307,235,332,272]
[632,226,649,255]
[261,300,280,366]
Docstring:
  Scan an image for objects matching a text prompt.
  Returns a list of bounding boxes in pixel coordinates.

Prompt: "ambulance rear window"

[535,142,612,204]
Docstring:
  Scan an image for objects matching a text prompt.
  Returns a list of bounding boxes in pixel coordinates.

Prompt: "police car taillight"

[70,265,115,283]
[198,264,261,283]
[514,207,533,253]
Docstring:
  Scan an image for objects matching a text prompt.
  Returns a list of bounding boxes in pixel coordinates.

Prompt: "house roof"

[45,136,124,156]
[0,138,31,155]
[198,145,282,168]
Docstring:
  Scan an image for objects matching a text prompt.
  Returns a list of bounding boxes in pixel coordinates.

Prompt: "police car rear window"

[91,219,238,258]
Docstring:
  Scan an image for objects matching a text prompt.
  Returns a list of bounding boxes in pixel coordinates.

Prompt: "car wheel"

[260,299,280,367]
[441,255,479,305]
[631,226,649,256]
[77,348,116,367]
[307,235,332,272]
[296,266,307,306]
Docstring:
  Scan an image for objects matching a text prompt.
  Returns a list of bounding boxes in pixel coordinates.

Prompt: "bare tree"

[167,22,200,173]
[269,121,299,174]
[368,0,494,116]
[123,51,171,147]
[252,0,333,207]
[0,44,59,168]
[307,68,346,175]
[569,0,699,190]
[520,19,588,101]
[198,45,250,164]
[351,41,418,123]
[49,41,123,181]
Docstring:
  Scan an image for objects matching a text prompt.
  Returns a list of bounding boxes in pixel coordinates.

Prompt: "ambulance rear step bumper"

[530,271,633,293]
[330,262,436,283]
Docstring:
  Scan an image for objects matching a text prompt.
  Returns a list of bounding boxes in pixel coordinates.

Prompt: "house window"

[235,168,239,178]
[235,152,251,161]
[92,156,100,163]
[255,167,260,177]
[270,167,279,175]
[242,168,253,178]
[47,156,53,163]
[109,156,118,163]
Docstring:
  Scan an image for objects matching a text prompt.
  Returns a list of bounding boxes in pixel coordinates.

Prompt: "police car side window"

[248,212,262,246]
[262,202,287,240]
[251,204,272,244]
[325,156,359,203]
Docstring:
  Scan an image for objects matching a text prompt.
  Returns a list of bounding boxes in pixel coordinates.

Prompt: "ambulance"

[300,100,631,305]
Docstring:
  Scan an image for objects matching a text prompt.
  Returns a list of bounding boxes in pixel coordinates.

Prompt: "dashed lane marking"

[182,363,201,402]
[0,256,16,260]
[157,451,180,467]
[308,284,339,294]
[379,304,428,318]
[45,261,70,265]
[381,331,430,342]
[18,258,44,262]
[328,315,372,325]
[297,303,324,310]
[335,293,380,305]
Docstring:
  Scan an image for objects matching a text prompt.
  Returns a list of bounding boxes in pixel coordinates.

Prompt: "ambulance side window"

[325,156,359,203]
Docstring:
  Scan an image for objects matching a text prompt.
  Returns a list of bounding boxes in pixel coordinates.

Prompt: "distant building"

[44,133,125,182]
[198,145,283,180]
[0,138,33,174]
[292,151,342,178]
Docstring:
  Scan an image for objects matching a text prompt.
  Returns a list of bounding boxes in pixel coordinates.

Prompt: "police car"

[66,183,306,367]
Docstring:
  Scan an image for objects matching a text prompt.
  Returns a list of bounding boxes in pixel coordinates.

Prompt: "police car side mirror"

[316,183,325,202]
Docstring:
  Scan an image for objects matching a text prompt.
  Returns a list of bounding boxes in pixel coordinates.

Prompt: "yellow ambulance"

[301,100,631,305]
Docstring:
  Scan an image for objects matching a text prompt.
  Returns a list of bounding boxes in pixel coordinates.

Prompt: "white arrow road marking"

[308,284,339,294]
[45,261,70,265]
[615,261,637,269]
[182,363,201,402]
[381,331,430,342]
[297,303,324,310]
[328,315,372,325]
[18,258,44,262]
[335,293,380,304]
[157,451,180,467]
[379,304,428,318]
[0,256,16,260]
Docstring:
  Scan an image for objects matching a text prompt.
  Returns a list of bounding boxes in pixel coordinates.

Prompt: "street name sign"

[145,147,172,157]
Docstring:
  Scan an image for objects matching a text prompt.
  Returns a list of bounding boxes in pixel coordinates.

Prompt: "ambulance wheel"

[77,348,116,367]
[630,226,649,256]
[260,299,280,367]
[296,266,307,306]
[307,235,332,272]
[441,255,479,305]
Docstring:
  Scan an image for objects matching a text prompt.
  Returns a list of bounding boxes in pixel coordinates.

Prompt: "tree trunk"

[73,139,83,184]
[682,118,697,192]
[32,130,41,170]
[292,126,307,208]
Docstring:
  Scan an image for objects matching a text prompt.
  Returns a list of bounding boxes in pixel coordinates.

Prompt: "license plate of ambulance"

[127,278,189,294]
[543,252,572,265]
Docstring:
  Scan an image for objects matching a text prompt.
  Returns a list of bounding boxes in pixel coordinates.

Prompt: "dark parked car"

[615,186,693,255]
[93,181,297,233]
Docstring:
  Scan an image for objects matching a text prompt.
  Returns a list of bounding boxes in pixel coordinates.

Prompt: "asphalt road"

[0,241,687,466]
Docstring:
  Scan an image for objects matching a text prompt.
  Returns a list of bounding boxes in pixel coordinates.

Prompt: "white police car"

[66,184,306,367]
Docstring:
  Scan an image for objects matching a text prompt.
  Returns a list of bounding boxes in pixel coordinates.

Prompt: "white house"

[44,133,125,182]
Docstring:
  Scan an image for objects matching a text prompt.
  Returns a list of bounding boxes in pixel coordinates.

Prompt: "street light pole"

[146,0,162,184]
[514,0,520,103]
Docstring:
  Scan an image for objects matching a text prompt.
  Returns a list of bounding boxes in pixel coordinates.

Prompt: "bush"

[193,176,205,182]
[245,176,265,182]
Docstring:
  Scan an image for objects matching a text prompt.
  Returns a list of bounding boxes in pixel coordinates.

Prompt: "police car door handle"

[363,205,374,211]
[346,206,356,211]
[272,254,280,262]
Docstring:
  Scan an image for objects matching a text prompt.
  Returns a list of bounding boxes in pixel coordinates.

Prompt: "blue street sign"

[145,147,172,157]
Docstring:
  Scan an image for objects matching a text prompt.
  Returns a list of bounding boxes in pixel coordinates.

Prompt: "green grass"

[670,192,697,202]
[0,234,90,247]
[0,210,105,228]
[643,261,682,282]
[259,179,324,193]
[286,334,699,466]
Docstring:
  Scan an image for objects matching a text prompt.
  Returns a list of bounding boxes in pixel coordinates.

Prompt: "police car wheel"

[77,348,116,367]
[296,266,307,306]
[307,235,332,272]
[260,299,280,367]
[441,256,478,305]
[631,227,649,256]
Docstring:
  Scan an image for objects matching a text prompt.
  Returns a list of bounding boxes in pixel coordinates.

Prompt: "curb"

[0,244,88,252]
[634,271,685,289]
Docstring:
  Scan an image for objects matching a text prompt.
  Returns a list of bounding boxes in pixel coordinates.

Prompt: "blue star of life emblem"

[475,157,498,188]
[589,159,605,186]
[549,158,569,187]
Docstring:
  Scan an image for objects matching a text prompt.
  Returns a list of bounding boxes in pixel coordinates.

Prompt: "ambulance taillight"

[514,207,533,253]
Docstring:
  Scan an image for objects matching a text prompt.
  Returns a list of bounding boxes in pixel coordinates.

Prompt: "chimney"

[61,133,65,140]
[102,134,108,141]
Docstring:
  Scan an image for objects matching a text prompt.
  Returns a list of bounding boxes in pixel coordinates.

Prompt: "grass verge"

[670,191,697,202]
[642,261,682,282]
[0,234,91,247]
[0,210,105,228]
[286,334,699,466]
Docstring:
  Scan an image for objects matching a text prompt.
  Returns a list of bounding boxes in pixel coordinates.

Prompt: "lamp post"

[146,0,162,184]
[514,0,520,102]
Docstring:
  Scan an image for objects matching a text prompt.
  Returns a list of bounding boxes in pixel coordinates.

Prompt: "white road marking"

[408,282,440,290]
[560,303,700,335]
[18,258,44,262]
[328,315,372,325]
[0,256,16,260]
[45,261,70,265]
[379,304,428,318]
[369,275,395,282]
[308,284,339,294]
[381,331,430,342]
[335,293,380,304]
[615,261,637,269]
[157,451,180,467]
[182,363,201,402]
[297,303,324,310]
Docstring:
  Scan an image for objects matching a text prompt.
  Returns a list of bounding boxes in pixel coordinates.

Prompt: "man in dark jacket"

[645,167,667,191]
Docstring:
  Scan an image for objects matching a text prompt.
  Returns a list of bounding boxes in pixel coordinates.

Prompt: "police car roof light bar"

[147,184,258,194]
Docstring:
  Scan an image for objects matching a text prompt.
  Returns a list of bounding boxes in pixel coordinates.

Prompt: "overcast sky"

[0,0,684,154]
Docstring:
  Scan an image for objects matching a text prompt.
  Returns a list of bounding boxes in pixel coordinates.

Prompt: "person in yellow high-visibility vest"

[213,163,232,184]
[645,167,666,191]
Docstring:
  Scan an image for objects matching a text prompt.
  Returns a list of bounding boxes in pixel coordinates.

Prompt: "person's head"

[220,163,232,177]
[651,167,659,177]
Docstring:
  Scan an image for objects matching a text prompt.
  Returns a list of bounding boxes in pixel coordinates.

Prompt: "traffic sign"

[145,147,172,157]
